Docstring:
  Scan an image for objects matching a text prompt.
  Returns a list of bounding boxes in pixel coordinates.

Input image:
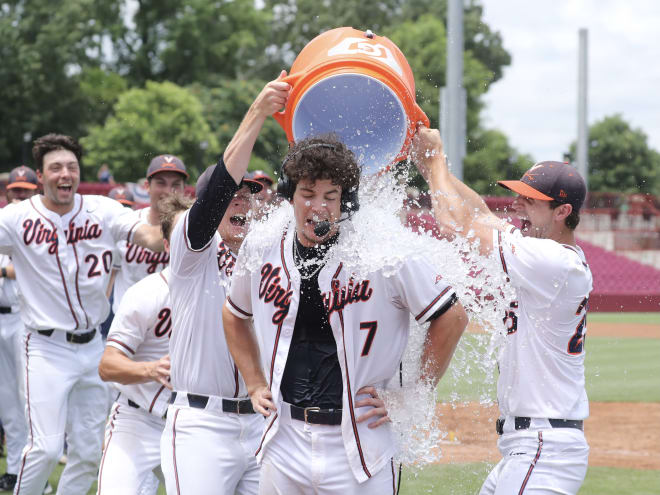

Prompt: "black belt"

[170,392,255,415]
[496,417,584,435]
[37,328,96,344]
[289,404,342,425]
[0,306,13,314]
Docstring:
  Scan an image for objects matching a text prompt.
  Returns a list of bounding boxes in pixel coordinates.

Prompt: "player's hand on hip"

[355,386,391,429]
[250,385,277,417]
[148,355,172,390]
[252,70,291,117]
[411,127,446,181]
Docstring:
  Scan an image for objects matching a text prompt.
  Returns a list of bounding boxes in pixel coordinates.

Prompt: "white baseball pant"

[258,405,399,495]
[14,330,109,495]
[0,313,27,475]
[97,399,166,495]
[479,424,589,495]
[160,395,262,495]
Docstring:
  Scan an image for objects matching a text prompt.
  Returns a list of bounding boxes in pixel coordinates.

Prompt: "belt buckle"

[303,407,320,424]
[236,400,246,414]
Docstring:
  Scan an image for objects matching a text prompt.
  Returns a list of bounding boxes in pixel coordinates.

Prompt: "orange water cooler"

[274,27,429,174]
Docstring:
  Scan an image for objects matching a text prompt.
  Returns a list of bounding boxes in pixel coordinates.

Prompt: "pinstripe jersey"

[226,221,456,483]
[493,226,592,420]
[0,194,139,332]
[106,267,172,417]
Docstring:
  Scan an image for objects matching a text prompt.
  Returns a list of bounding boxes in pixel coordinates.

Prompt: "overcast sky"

[479,0,660,162]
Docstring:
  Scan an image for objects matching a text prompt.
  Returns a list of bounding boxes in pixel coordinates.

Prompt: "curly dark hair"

[550,200,580,230]
[32,134,83,170]
[282,134,360,194]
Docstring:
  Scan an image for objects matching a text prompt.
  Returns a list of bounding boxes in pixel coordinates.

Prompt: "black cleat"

[0,473,17,491]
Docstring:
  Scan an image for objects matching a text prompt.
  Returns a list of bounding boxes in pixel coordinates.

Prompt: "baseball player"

[111,156,187,314]
[159,74,289,495]
[413,128,592,495]
[0,166,39,492]
[0,134,166,495]
[222,135,468,494]
[96,264,174,494]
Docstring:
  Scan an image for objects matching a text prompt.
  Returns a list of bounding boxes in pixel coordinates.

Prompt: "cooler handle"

[273,72,304,127]
[413,103,430,129]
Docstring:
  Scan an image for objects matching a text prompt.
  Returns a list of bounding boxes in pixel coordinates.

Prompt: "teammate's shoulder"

[123,269,170,300]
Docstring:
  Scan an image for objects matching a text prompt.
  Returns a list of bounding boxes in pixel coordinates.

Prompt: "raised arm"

[186,73,291,250]
[222,304,276,417]
[412,127,507,255]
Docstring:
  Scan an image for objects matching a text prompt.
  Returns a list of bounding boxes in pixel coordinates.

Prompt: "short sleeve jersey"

[0,194,139,331]
[168,209,243,397]
[112,207,169,312]
[226,224,457,483]
[492,226,593,420]
[106,267,172,417]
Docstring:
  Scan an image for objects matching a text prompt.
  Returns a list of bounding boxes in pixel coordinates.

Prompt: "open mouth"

[520,219,531,232]
[229,215,246,227]
[57,185,72,193]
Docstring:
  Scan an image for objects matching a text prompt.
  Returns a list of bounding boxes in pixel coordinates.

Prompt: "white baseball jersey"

[112,207,169,312]
[168,209,244,397]
[0,194,139,331]
[492,226,593,420]
[226,222,455,483]
[106,267,172,417]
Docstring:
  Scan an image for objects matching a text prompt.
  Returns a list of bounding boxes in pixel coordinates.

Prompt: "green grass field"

[2,313,658,494]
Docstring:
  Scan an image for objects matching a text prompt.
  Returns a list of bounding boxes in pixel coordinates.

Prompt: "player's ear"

[554,203,572,222]
[163,237,170,254]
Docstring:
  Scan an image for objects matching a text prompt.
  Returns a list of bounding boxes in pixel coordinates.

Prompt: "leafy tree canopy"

[567,114,660,195]
[81,81,219,182]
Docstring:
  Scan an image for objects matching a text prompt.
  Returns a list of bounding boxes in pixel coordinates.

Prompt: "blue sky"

[480,0,660,162]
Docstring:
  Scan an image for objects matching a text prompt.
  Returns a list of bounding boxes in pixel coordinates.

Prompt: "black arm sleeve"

[187,158,240,250]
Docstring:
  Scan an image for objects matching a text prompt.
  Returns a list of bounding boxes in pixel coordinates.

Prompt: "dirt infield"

[433,401,660,470]
[432,320,660,470]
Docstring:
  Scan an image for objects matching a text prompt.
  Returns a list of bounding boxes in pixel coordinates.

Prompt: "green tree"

[464,128,533,195]
[567,114,660,194]
[116,0,271,87]
[81,81,220,182]
[0,0,124,170]
[188,79,289,176]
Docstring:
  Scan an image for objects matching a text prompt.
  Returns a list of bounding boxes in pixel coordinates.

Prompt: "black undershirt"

[187,158,239,250]
[280,233,343,409]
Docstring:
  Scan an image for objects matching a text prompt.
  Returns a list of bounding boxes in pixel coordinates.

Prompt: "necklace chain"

[293,233,326,280]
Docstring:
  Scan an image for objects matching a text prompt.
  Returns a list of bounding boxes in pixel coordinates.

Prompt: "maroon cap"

[195,165,263,197]
[7,165,38,190]
[147,154,189,179]
[498,161,586,212]
[246,170,274,186]
[108,186,135,206]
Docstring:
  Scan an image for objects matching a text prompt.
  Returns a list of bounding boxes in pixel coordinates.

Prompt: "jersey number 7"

[359,321,378,357]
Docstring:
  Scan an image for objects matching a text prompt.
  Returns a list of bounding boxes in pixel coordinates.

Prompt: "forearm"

[223,105,269,184]
[99,348,154,385]
[222,305,268,394]
[420,302,468,387]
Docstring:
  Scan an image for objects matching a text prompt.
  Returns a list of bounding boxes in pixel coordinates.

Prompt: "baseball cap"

[108,186,135,206]
[195,165,264,197]
[7,165,38,190]
[147,154,189,179]
[246,170,274,186]
[498,161,587,212]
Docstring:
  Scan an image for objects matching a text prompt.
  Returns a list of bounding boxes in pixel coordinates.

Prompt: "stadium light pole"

[443,0,465,181]
[577,28,589,191]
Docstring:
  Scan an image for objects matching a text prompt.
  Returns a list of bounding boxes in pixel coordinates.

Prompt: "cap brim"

[148,169,189,179]
[242,179,264,194]
[7,182,38,190]
[497,180,553,201]
[117,200,135,206]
